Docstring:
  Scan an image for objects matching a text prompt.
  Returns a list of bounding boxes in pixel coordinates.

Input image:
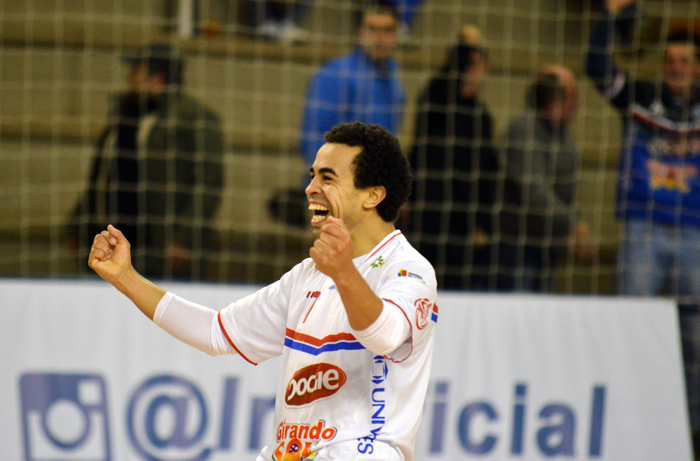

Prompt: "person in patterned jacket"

[586,0,700,440]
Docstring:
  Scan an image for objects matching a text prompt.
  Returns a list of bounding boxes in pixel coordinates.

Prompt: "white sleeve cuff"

[153,292,175,324]
[350,301,410,356]
[153,292,233,356]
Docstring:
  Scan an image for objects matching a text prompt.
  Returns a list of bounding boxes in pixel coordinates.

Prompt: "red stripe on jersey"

[218,311,258,366]
[364,231,402,262]
[285,328,357,346]
[630,105,700,136]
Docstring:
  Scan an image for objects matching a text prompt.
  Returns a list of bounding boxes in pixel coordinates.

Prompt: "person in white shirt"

[88,121,438,461]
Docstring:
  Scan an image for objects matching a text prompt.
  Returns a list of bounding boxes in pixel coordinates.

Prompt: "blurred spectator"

[407,25,500,290]
[497,65,593,292]
[244,0,311,42]
[65,44,225,281]
[268,2,406,227]
[299,2,404,171]
[586,0,700,438]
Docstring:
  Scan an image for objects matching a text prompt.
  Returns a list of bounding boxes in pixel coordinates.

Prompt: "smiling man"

[88,122,438,461]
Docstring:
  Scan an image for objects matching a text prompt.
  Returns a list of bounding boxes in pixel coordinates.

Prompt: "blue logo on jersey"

[357,356,388,455]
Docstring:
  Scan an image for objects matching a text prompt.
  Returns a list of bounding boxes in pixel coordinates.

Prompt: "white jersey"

[217,230,438,461]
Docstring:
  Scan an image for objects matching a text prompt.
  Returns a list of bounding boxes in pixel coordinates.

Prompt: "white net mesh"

[3,0,700,447]
[0,0,696,290]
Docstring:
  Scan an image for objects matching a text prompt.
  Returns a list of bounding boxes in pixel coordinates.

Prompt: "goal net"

[0,0,697,297]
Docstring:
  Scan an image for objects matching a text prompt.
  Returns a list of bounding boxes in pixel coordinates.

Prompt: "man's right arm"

[89,225,167,320]
[89,225,234,357]
[585,0,637,111]
[90,225,290,362]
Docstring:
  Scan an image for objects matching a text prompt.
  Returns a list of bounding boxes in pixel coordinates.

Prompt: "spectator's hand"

[310,216,354,280]
[605,0,635,14]
[88,225,132,285]
[573,221,594,263]
[167,242,192,272]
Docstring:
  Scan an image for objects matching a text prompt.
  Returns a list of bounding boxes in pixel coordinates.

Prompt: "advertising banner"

[0,280,692,460]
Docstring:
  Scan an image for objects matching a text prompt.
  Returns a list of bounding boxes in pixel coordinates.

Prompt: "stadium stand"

[0,0,694,291]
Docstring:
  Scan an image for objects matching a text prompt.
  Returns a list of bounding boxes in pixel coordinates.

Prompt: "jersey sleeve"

[217,262,305,365]
[585,7,635,112]
[375,256,438,363]
[349,300,411,356]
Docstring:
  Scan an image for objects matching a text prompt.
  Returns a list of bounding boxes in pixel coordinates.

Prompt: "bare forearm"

[334,268,384,331]
[89,225,166,320]
[113,267,167,321]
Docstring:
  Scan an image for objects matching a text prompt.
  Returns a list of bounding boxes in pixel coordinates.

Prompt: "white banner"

[0,280,692,460]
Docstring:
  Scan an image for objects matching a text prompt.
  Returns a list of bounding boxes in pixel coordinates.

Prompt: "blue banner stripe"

[284,338,366,355]
[431,313,438,323]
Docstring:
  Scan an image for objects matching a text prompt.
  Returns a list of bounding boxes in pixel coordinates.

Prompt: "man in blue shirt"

[299,3,405,171]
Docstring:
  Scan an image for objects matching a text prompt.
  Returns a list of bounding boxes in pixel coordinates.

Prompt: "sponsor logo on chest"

[398,269,424,281]
[285,363,347,407]
[274,419,337,460]
[370,256,385,268]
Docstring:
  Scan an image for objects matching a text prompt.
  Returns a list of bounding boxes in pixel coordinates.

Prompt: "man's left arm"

[310,217,383,330]
[310,217,415,356]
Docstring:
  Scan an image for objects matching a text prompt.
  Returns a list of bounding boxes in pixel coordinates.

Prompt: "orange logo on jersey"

[415,298,433,330]
[274,438,315,461]
[274,420,336,461]
[285,363,347,407]
[646,159,698,193]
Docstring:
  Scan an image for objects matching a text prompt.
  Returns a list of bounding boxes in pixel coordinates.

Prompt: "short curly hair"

[324,122,412,222]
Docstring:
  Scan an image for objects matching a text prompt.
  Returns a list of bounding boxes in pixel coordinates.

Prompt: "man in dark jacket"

[66,44,225,280]
[407,26,500,290]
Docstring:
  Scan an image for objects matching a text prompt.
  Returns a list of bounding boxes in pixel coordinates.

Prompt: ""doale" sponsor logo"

[285,363,346,407]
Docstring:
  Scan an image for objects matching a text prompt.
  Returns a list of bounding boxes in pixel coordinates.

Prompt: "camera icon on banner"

[18,372,247,461]
[19,373,112,461]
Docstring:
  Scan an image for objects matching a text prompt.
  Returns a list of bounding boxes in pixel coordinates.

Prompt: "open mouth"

[309,204,330,223]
